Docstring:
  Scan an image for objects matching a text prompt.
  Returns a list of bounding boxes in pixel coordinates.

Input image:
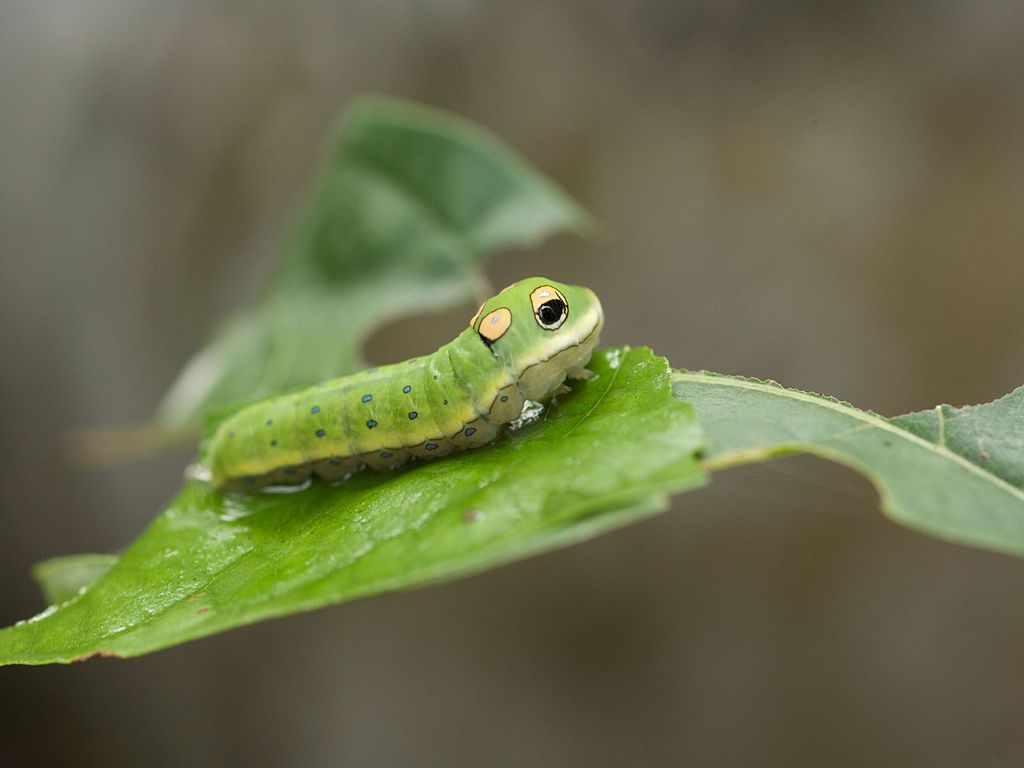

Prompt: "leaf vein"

[673,371,1024,504]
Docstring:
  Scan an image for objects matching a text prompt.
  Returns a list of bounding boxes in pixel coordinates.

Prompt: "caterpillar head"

[469,277,604,400]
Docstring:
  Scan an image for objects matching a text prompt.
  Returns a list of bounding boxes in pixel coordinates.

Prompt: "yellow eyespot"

[473,284,520,329]
[530,285,568,330]
[478,307,512,343]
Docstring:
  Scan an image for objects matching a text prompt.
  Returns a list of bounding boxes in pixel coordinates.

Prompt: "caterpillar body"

[206,277,604,492]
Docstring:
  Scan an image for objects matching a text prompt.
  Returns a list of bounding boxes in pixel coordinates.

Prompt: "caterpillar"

[205,277,604,492]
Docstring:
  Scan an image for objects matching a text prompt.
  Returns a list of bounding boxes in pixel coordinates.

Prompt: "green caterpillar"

[205,277,604,492]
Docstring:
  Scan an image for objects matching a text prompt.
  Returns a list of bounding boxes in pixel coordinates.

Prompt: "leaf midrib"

[672,371,1024,503]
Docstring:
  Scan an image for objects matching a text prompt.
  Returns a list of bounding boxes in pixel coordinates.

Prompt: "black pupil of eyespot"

[538,299,565,325]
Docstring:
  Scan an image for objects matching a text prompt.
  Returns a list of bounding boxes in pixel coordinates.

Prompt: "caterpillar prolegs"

[205,277,604,492]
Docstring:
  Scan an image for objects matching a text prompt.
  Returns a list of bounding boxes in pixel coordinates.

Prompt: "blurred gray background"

[2,1,1023,766]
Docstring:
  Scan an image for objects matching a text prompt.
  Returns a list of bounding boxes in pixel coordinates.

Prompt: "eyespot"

[470,282,516,328]
[478,307,512,346]
[530,285,568,330]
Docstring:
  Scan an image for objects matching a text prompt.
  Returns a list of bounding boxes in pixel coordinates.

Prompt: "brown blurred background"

[2,2,1023,766]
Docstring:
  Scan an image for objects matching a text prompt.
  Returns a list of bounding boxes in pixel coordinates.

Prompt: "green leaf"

[156,96,593,426]
[672,371,1024,557]
[31,554,118,606]
[0,348,703,665]
[892,388,1024,490]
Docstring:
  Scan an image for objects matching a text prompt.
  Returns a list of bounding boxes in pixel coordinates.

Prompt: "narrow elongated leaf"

[0,348,703,665]
[157,97,592,425]
[672,371,1024,556]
